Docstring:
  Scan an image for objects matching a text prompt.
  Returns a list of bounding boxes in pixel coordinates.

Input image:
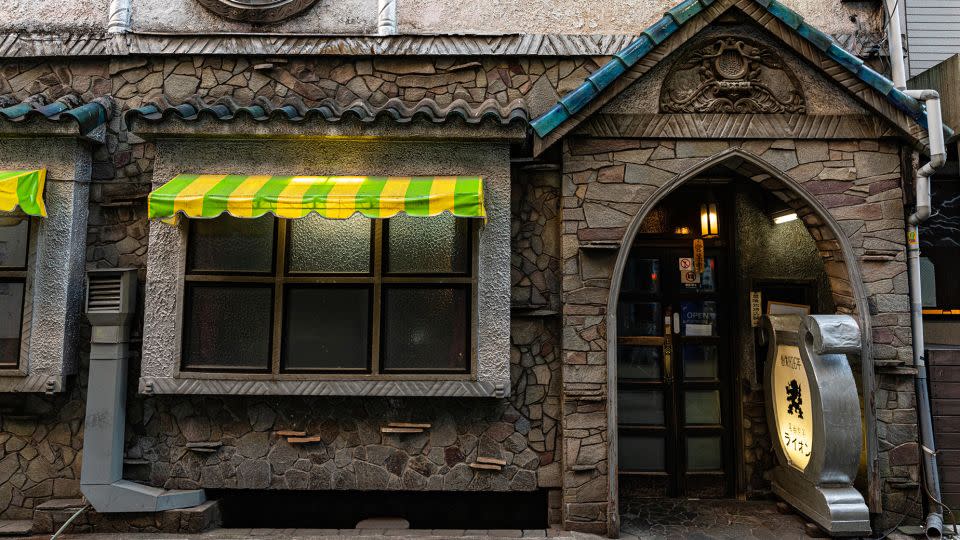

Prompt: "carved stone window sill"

[138,376,507,397]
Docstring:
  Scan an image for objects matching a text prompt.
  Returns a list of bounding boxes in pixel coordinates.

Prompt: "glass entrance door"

[617,246,733,498]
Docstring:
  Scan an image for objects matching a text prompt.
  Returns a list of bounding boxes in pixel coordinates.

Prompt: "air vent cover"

[86,274,122,314]
[85,268,137,327]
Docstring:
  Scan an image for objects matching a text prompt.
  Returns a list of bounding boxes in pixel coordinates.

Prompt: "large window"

[182,214,474,376]
[0,216,29,368]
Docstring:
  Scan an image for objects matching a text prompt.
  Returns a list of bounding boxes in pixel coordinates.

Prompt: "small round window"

[196,0,320,22]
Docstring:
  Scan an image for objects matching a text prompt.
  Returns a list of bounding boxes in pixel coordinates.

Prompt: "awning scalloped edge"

[0,170,47,217]
[148,174,486,225]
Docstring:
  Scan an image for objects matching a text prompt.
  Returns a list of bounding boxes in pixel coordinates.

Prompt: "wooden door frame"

[615,191,738,498]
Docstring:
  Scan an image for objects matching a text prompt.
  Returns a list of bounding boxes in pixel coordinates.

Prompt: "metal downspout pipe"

[885,0,908,89]
[904,89,947,539]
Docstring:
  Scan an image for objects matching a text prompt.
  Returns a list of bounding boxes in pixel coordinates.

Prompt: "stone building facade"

[0,0,942,536]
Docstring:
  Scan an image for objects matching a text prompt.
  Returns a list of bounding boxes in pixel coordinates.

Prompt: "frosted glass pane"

[683,344,719,380]
[619,435,665,471]
[622,258,660,293]
[684,390,721,424]
[387,214,468,274]
[687,436,722,471]
[619,390,664,425]
[288,214,371,274]
[188,216,274,273]
[618,346,661,380]
[618,302,661,336]
[283,286,369,371]
[0,281,24,366]
[0,218,28,269]
[382,287,468,371]
[183,285,272,370]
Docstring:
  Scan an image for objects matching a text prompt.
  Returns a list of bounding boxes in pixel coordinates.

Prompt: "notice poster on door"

[680,300,717,336]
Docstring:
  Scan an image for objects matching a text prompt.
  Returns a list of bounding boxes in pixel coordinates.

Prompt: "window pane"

[682,344,719,380]
[183,285,272,370]
[382,286,468,372]
[684,390,721,425]
[619,434,665,471]
[618,301,661,336]
[188,216,274,273]
[283,286,369,371]
[686,436,723,471]
[619,389,664,425]
[622,258,660,293]
[387,214,468,274]
[288,214,371,274]
[618,346,661,380]
[0,281,24,366]
[0,217,29,269]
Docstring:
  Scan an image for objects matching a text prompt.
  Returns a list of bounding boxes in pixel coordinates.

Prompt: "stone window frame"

[140,137,513,398]
[0,137,93,393]
[0,212,37,376]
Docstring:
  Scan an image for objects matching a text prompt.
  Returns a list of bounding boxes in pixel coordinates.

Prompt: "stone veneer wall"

[0,55,584,519]
[0,56,927,534]
[557,137,919,532]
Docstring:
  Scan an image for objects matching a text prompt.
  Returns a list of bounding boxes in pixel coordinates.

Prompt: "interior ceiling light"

[773,209,798,224]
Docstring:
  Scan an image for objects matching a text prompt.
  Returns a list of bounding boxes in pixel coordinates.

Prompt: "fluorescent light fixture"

[773,211,798,224]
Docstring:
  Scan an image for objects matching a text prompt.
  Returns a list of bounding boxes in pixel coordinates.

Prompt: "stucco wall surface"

[129,0,377,34]
[0,0,880,38]
[397,0,879,37]
[1,0,109,33]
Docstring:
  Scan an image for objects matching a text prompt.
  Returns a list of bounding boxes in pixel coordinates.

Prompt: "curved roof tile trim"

[125,95,529,128]
[0,94,111,136]
[530,0,953,141]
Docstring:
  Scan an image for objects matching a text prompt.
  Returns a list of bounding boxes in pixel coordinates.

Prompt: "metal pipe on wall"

[904,88,947,540]
[378,0,397,35]
[885,0,908,89]
[107,0,131,34]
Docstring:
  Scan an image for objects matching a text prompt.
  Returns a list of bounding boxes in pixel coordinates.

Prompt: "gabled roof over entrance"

[530,0,950,154]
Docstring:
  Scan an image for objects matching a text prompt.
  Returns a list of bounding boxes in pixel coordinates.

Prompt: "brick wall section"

[558,138,917,532]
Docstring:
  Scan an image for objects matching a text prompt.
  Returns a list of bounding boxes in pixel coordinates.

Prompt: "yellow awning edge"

[148,175,486,224]
[0,170,46,217]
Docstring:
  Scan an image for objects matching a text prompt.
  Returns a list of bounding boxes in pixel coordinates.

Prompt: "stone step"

[0,520,32,537]
[32,498,221,535]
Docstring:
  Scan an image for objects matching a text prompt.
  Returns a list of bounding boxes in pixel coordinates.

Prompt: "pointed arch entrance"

[603,148,876,526]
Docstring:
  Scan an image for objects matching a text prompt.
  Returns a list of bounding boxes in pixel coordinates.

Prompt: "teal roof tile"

[532,104,568,137]
[643,15,680,44]
[614,35,655,66]
[530,0,948,146]
[0,95,111,137]
[586,58,629,91]
[767,0,803,29]
[795,23,833,52]
[668,0,704,25]
[858,65,895,96]
[827,43,864,73]
[560,82,600,116]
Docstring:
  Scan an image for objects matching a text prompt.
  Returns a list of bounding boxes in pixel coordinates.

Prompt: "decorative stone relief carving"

[195,0,320,22]
[660,37,806,114]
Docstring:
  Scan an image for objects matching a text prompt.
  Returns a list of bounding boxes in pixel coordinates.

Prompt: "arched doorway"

[604,149,875,520]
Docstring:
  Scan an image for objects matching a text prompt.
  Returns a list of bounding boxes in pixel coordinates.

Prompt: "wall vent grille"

[86,274,123,314]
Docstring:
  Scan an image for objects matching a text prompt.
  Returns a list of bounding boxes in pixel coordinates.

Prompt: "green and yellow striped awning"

[0,170,46,217]
[149,174,486,223]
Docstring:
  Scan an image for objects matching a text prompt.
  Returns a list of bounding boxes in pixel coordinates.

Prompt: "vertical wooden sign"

[693,238,705,274]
